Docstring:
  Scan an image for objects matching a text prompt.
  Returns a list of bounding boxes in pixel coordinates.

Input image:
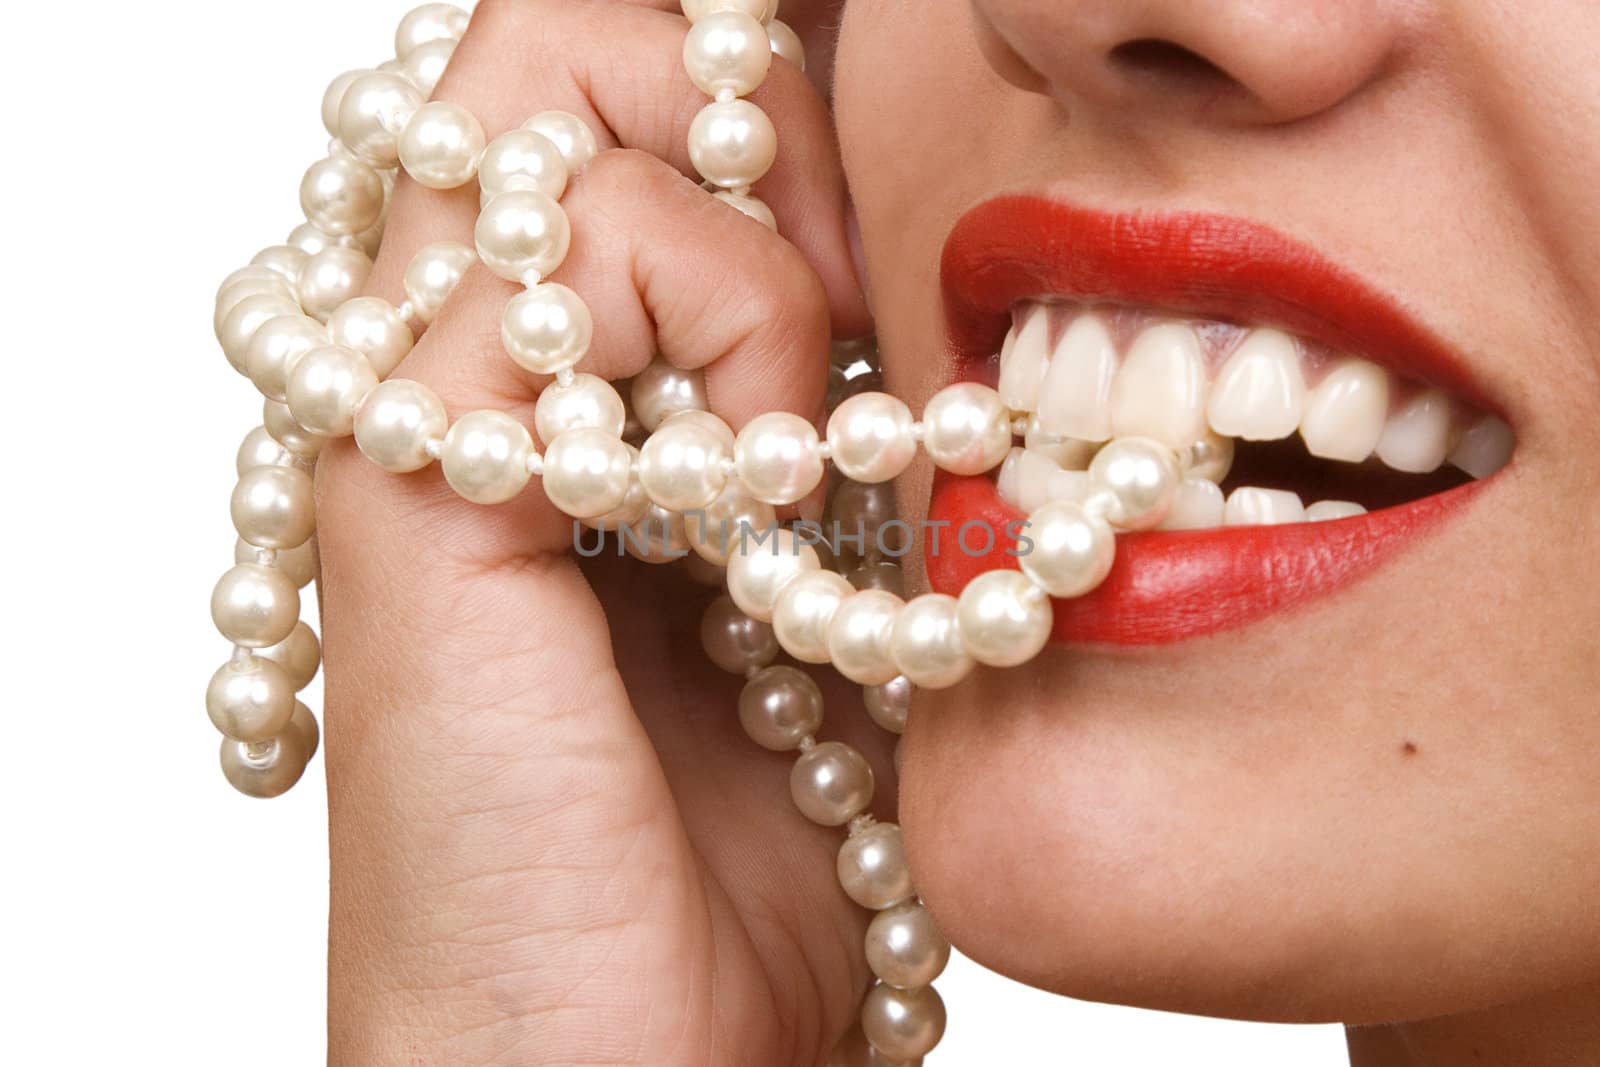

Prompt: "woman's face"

[830,0,1600,1023]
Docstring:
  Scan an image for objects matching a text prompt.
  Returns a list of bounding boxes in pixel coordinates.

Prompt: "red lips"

[927,197,1490,645]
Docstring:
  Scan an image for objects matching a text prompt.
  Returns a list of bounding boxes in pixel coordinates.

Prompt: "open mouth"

[926,197,1515,645]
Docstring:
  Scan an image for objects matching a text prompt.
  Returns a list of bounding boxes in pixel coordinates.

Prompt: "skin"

[319,1,1600,1063]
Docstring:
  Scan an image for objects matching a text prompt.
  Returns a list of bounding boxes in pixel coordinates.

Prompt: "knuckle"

[576,147,676,202]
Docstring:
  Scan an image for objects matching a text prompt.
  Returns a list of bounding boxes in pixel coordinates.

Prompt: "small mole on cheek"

[1401,740,1419,757]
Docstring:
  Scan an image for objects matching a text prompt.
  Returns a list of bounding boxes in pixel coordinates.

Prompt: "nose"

[969,0,1405,126]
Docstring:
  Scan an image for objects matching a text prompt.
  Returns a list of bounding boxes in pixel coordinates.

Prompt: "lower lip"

[925,473,1485,645]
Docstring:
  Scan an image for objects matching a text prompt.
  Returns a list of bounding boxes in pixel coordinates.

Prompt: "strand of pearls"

[207,4,1198,1061]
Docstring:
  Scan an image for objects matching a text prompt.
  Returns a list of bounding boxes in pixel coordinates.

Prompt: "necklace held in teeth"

[206,4,1205,1061]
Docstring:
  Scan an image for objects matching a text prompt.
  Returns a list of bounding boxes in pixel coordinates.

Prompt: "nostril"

[1108,38,1235,90]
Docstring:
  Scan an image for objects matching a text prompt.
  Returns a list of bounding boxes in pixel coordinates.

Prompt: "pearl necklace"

[207,4,1195,1061]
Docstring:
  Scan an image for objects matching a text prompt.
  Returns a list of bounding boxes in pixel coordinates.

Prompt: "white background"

[1,2,1348,1062]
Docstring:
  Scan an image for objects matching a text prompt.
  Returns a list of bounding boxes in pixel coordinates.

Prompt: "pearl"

[685,481,775,565]
[326,296,415,378]
[734,412,823,505]
[289,700,320,762]
[321,69,368,139]
[1018,498,1115,597]
[631,361,708,431]
[726,528,820,622]
[245,313,327,401]
[207,655,296,742]
[285,222,335,255]
[251,244,310,282]
[712,190,777,230]
[286,344,377,437]
[542,427,632,518]
[847,559,905,597]
[398,101,485,189]
[861,984,946,1061]
[738,665,824,751]
[212,563,300,648]
[769,569,852,663]
[401,37,456,97]
[791,741,874,827]
[215,267,293,336]
[258,621,321,691]
[220,730,310,799]
[263,399,328,460]
[1087,435,1180,530]
[622,502,691,563]
[219,293,301,376]
[866,904,952,991]
[298,154,385,237]
[829,481,899,548]
[638,418,729,512]
[863,676,912,734]
[237,425,290,475]
[688,99,778,188]
[395,3,469,60]
[766,18,806,69]
[837,822,914,909]
[827,588,904,686]
[475,190,571,282]
[699,594,778,673]
[296,245,373,323]
[956,569,1052,668]
[661,409,735,448]
[579,445,649,531]
[478,129,568,201]
[337,71,423,167]
[682,0,776,24]
[232,465,316,550]
[827,392,916,483]
[440,410,533,505]
[522,110,599,172]
[501,282,592,374]
[354,378,447,472]
[684,10,772,97]
[534,373,624,444]
[403,241,476,324]
[888,593,973,690]
[235,537,318,590]
[921,382,1013,475]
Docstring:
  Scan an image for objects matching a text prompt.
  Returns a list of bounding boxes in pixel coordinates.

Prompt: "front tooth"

[1448,413,1514,478]
[1206,329,1306,440]
[1224,486,1307,526]
[1111,323,1208,450]
[1375,388,1453,473]
[1305,500,1368,522]
[1037,312,1117,442]
[1024,416,1097,470]
[997,303,1051,413]
[996,447,1025,509]
[1044,467,1091,504]
[1158,478,1225,530]
[1015,448,1062,513]
[1299,358,1390,462]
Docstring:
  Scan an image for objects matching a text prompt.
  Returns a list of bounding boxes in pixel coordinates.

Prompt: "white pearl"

[237,425,291,475]
[286,345,377,437]
[682,0,776,24]
[921,382,1013,475]
[501,282,591,374]
[770,569,852,663]
[207,655,296,743]
[685,481,775,565]
[236,536,318,590]
[734,412,823,505]
[534,373,624,444]
[1088,436,1180,530]
[684,10,772,97]
[866,904,952,991]
[726,528,820,622]
[263,399,328,460]
[712,190,777,229]
[251,244,310,282]
[321,69,368,139]
[220,730,310,799]
[888,593,973,690]
[863,675,912,734]
[827,588,904,686]
[956,569,1052,668]
[522,111,598,172]
[790,741,874,827]
[700,595,778,673]
[630,361,708,431]
[395,3,469,60]
[337,71,423,167]
[219,293,301,376]
[401,37,456,97]
[258,621,321,692]
[285,222,335,255]
[297,246,373,323]
[861,984,947,1061]
[827,392,916,483]
[299,154,385,237]
[688,99,778,188]
[738,665,823,751]
[542,427,632,518]
[478,129,568,201]
[215,267,293,337]
[232,465,316,550]
[766,18,805,69]
[837,822,914,909]
[354,378,447,472]
[326,296,415,378]
[440,410,534,504]
[245,313,328,401]
[475,190,571,282]
[579,446,650,532]
[289,700,320,762]
[638,419,729,511]
[622,502,691,563]
[1018,498,1115,597]
[399,101,485,189]
[403,241,476,324]
[212,563,300,648]
[665,408,736,448]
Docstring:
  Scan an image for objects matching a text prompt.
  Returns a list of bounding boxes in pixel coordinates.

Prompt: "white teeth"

[1183,428,1235,484]
[1014,448,1063,513]
[1044,467,1091,505]
[1299,358,1390,463]
[1158,478,1226,530]
[1206,329,1306,441]
[1023,416,1097,470]
[996,447,1025,508]
[997,304,1051,414]
[1375,387,1453,473]
[1448,413,1514,479]
[1305,500,1368,522]
[1110,323,1207,450]
[1224,487,1307,526]
[1037,313,1117,442]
